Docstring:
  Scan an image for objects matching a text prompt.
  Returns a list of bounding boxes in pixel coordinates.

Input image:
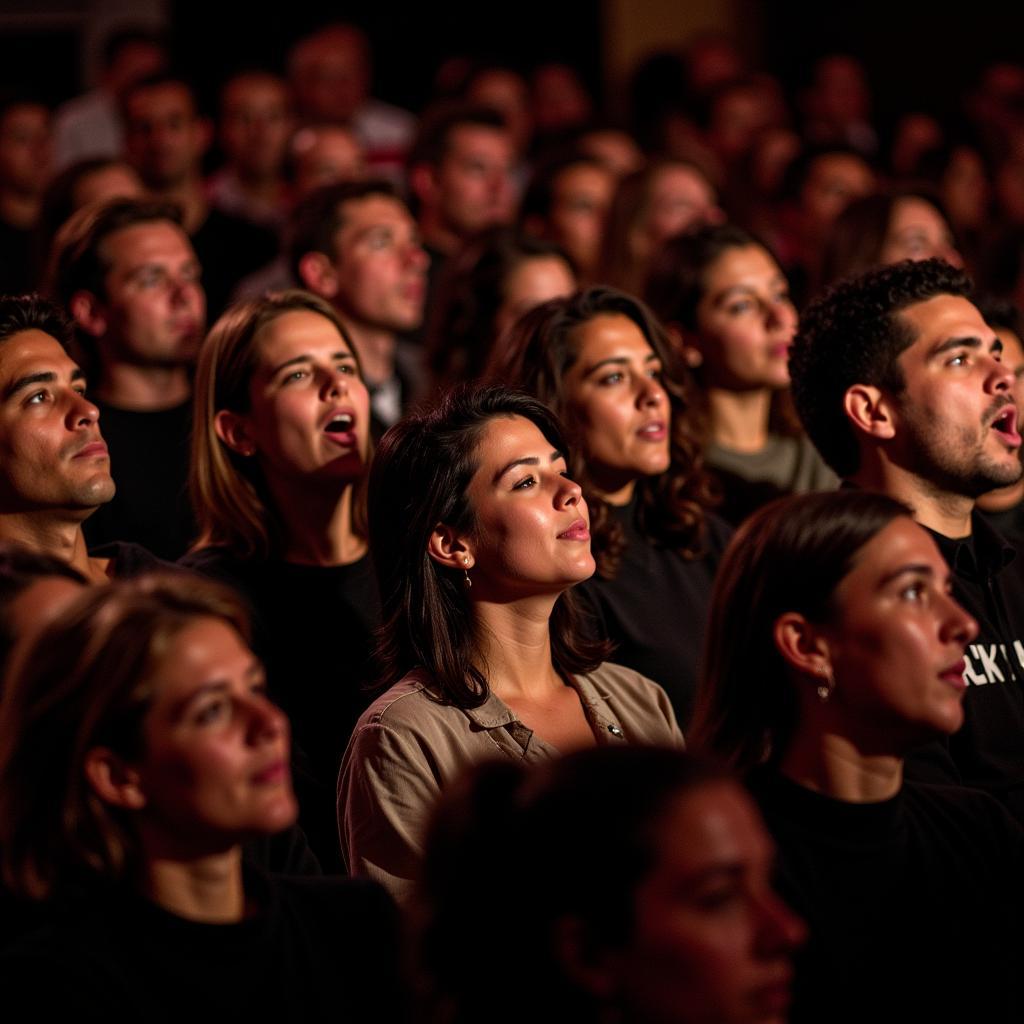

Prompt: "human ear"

[68,290,108,339]
[551,916,618,1000]
[843,384,897,441]
[297,251,339,300]
[773,611,832,679]
[426,522,474,571]
[84,747,147,811]
[214,409,257,457]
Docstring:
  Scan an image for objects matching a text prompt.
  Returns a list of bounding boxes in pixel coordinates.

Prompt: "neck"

[706,388,772,452]
[0,189,39,229]
[417,211,460,257]
[0,513,110,582]
[849,457,974,538]
[233,166,286,199]
[336,317,396,387]
[976,477,1024,514]
[472,593,563,702]
[780,724,903,802]
[140,846,245,923]
[149,177,207,234]
[98,361,191,411]
[265,476,365,565]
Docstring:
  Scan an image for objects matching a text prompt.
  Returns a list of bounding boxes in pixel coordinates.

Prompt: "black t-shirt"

[83,400,195,561]
[0,871,409,1022]
[575,500,731,728]
[750,769,1024,1022]
[181,547,383,868]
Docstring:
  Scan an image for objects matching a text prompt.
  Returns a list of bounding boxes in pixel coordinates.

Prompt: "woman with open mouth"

[184,289,377,869]
[338,384,682,905]
[690,489,1023,1022]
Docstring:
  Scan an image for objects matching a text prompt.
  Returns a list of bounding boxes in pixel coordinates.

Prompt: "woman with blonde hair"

[183,289,376,867]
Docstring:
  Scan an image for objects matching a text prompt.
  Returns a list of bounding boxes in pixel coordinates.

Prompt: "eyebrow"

[583,352,660,377]
[493,449,563,484]
[930,334,1003,357]
[269,351,354,376]
[878,563,939,587]
[5,367,84,401]
[710,276,788,307]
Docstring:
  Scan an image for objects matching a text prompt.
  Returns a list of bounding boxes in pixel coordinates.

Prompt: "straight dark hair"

[369,383,609,709]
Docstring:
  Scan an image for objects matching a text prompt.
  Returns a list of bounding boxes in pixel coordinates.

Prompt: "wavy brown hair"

[495,287,712,578]
[190,289,368,559]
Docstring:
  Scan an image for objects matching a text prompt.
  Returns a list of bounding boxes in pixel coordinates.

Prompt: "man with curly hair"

[790,257,1024,819]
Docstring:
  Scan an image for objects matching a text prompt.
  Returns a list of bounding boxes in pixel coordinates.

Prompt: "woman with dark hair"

[496,286,729,725]
[818,190,962,289]
[183,289,377,867]
[425,227,575,387]
[691,491,1023,1022]
[0,574,406,1020]
[646,224,835,525]
[418,746,805,1024]
[338,384,681,904]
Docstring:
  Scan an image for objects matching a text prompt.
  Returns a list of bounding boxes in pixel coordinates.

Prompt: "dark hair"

[519,150,608,224]
[50,196,184,306]
[0,293,72,349]
[426,227,574,385]
[790,257,973,477]
[101,26,167,70]
[819,190,955,289]
[497,287,711,576]
[0,573,249,900]
[287,179,401,284]
[417,746,729,1024]
[122,71,200,117]
[406,102,508,171]
[690,490,911,770]
[369,384,608,708]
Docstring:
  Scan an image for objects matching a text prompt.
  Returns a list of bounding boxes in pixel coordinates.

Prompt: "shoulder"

[902,780,1024,842]
[581,662,683,746]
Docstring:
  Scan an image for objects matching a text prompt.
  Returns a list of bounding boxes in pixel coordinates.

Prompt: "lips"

[939,658,968,690]
[557,518,590,541]
[251,759,289,786]
[72,440,109,460]
[637,420,668,442]
[322,407,358,446]
[987,402,1022,447]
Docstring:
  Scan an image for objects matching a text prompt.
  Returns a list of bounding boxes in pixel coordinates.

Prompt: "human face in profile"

[460,415,595,598]
[131,616,296,851]
[609,780,805,1024]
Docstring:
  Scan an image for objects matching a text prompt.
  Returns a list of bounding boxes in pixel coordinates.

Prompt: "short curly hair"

[790,258,973,478]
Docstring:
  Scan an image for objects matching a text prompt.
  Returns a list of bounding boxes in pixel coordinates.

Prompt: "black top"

[181,547,384,868]
[0,218,33,295]
[575,500,731,728]
[83,400,195,561]
[905,514,1024,821]
[750,769,1024,1023]
[0,871,409,1022]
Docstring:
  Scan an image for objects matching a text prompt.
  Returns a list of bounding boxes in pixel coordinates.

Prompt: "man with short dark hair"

[53,197,204,558]
[0,295,118,582]
[290,180,427,434]
[791,257,1024,817]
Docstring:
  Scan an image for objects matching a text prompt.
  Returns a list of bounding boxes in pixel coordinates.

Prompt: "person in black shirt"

[0,574,406,1021]
[790,258,1024,820]
[500,287,729,727]
[691,491,1024,1022]
[183,290,378,868]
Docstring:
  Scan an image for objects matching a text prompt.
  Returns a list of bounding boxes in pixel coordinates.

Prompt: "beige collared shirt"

[337,662,683,904]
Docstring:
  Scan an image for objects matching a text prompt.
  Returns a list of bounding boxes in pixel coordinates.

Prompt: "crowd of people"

[0,18,1022,1022]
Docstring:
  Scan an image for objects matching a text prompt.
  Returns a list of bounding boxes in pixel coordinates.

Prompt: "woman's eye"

[901,582,926,602]
[599,372,624,386]
[336,363,356,375]
[513,475,537,490]
[283,369,308,384]
[726,300,753,316]
[195,699,228,725]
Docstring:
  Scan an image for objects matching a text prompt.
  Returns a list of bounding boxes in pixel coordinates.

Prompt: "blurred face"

[220,74,292,179]
[578,129,644,180]
[71,163,143,209]
[97,221,205,366]
[435,125,515,238]
[468,69,532,154]
[693,245,797,392]
[800,153,875,232]
[608,782,804,1024]
[291,127,364,196]
[290,29,368,123]
[329,195,428,333]
[0,103,51,196]
[131,617,296,848]
[822,517,978,746]
[125,83,207,189]
[0,330,114,513]
[5,576,84,670]
[879,197,961,267]
[563,313,671,503]
[493,255,575,340]
[994,327,1024,411]
[549,163,615,276]
[643,165,720,248]
[941,147,989,231]
[462,415,595,597]
[891,294,1022,495]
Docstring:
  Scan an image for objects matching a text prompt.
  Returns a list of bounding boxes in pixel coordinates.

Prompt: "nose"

[766,296,797,336]
[405,240,429,272]
[754,888,807,956]
[636,374,665,408]
[555,473,583,509]
[987,351,1015,396]
[69,391,100,429]
[940,592,979,647]
[246,692,289,745]
[319,365,350,399]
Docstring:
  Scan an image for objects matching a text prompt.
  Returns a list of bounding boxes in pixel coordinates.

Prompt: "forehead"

[555,162,613,196]
[703,244,780,292]
[335,195,412,241]
[0,104,48,132]
[841,516,944,591]
[446,124,511,160]
[223,75,287,110]
[473,414,555,469]
[147,616,251,705]
[896,293,991,360]
[571,312,652,360]
[253,309,351,366]
[0,329,78,384]
[128,83,195,121]
[651,165,713,201]
[102,220,195,270]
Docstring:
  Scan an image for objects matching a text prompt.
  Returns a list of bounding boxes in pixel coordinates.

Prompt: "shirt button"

[608,724,623,737]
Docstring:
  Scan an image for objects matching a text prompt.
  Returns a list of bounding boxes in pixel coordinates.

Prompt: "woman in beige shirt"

[338,385,681,903]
